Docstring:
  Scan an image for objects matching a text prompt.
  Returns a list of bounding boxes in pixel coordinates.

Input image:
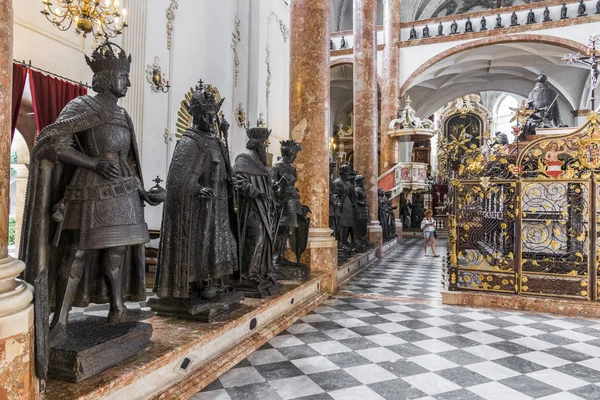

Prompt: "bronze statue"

[480,16,487,31]
[450,20,458,34]
[561,4,568,19]
[495,14,503,28]
[578,0,587,16]
[20,40,161,350]
[151,81,242,321]
[329,161,338,234]
[353,176,373,253]
[526,9,536,24]
[526,73,561,129]
[422,25,430,38]
[597,1,600,14]
[271,140,310,280]
[385,191,398,242]
[437,22,444,36]
[340,35,346,48]
[465,17,473,33]
[333,163,355,251]
[510,11,519,26]
[543,7,552,22]
[409,26,417,40]
[233,126,282,297]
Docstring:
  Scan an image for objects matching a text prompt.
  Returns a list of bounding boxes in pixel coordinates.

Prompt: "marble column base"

[0,256,36,399]
[300,228,338,294]
[367,222,383,258]
[395,219,403,241]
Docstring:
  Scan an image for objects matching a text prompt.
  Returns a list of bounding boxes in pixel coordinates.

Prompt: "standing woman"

[421,210,439,257]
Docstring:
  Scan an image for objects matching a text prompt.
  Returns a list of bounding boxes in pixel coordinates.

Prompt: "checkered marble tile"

[197,239,600,400]
[341,238,446,301]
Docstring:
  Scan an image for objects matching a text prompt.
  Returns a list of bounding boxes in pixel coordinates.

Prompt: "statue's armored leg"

[49,247,87,346]
[104,246,128,323]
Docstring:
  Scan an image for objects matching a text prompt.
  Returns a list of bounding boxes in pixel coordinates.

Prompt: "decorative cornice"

[398,14,600,48]
[331,44,385,56]
[166,0,178,50]
[399,0,582,29]
[232,15,241,88]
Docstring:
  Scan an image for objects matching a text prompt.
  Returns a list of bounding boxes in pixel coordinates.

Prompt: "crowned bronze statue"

[233,126,283,297]
[150,80,243,321]
[20,39,161,382]
[271,140,310,280]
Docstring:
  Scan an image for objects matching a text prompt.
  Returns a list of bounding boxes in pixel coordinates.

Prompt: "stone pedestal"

[300,229,338,294]
[0,257,35,399]
[290,0,337,292]
[367,223,383,258]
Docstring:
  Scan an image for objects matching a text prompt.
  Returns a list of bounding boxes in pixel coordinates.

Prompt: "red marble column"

[0,2,36,398]
[353,0,382,252]
[290,0,337,291]
[380,0,400,175]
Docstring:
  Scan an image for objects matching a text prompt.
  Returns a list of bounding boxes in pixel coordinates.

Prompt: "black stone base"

[232,277,283,298]
[274,263,310,281]
[48,316,152,383]
[148,291,244,322]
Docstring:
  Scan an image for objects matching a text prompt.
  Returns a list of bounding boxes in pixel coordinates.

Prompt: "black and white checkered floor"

[195,238,600,400]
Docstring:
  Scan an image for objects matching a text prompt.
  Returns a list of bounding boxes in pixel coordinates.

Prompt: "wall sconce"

[146,56,170,93]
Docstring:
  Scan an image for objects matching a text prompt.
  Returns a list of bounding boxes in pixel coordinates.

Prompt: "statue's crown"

[280,139,301,152]
[339,162,351,174]
[188,80,225,116]
[246,126,271,141]
[85,39,131,73]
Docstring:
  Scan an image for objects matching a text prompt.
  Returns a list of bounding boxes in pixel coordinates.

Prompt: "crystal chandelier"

[41,0,127,39]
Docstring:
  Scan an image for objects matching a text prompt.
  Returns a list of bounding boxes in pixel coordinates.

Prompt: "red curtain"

[29,70,87,133]
[11,63,28,141]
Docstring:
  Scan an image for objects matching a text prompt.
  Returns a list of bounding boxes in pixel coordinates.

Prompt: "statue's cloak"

[20,95,148,307]
[528,81,560,127]
[234,153,276,277]
[154,130,238,298]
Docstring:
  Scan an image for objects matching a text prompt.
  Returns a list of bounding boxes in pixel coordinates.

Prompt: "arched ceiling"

[405,42,590,118]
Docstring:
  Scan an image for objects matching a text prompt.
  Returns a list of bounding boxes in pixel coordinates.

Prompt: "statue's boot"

[49,248,87,347]
[104,247,153,324]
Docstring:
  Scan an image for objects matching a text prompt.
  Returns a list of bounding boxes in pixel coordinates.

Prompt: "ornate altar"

[447,112,600,301]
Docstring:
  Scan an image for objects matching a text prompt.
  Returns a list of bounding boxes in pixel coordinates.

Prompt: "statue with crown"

[150,80,244,320]
[232,124,283,297]
[20,39,164,382]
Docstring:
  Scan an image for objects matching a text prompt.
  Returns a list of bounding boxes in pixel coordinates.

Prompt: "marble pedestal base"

[442,290,600,318]
[49,316,152,383]
[300,228,338,294]
[367,223,383,258]
[274,263,310,281]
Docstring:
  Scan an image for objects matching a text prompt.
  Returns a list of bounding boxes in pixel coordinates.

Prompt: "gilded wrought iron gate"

[446,116,600,301]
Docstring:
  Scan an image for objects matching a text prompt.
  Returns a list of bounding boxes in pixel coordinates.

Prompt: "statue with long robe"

[527,73,561,127]
[151,80,242,320]
[233,127,282,297]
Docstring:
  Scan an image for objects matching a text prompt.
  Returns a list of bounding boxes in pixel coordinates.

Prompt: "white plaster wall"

[13,0,291,230]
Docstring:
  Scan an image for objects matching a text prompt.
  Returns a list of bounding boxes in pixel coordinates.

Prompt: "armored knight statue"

[20,40,161,350]
[151,80,242,321]
[271,140,310,280]
[333,163,355,258]
[233,126,283,297]
[378,189,388,240]
[329,160,338,234]
[385,191,398,242]
[354,176,373,253]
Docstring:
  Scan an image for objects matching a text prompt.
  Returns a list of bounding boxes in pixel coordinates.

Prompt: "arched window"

[494,95,518,140]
